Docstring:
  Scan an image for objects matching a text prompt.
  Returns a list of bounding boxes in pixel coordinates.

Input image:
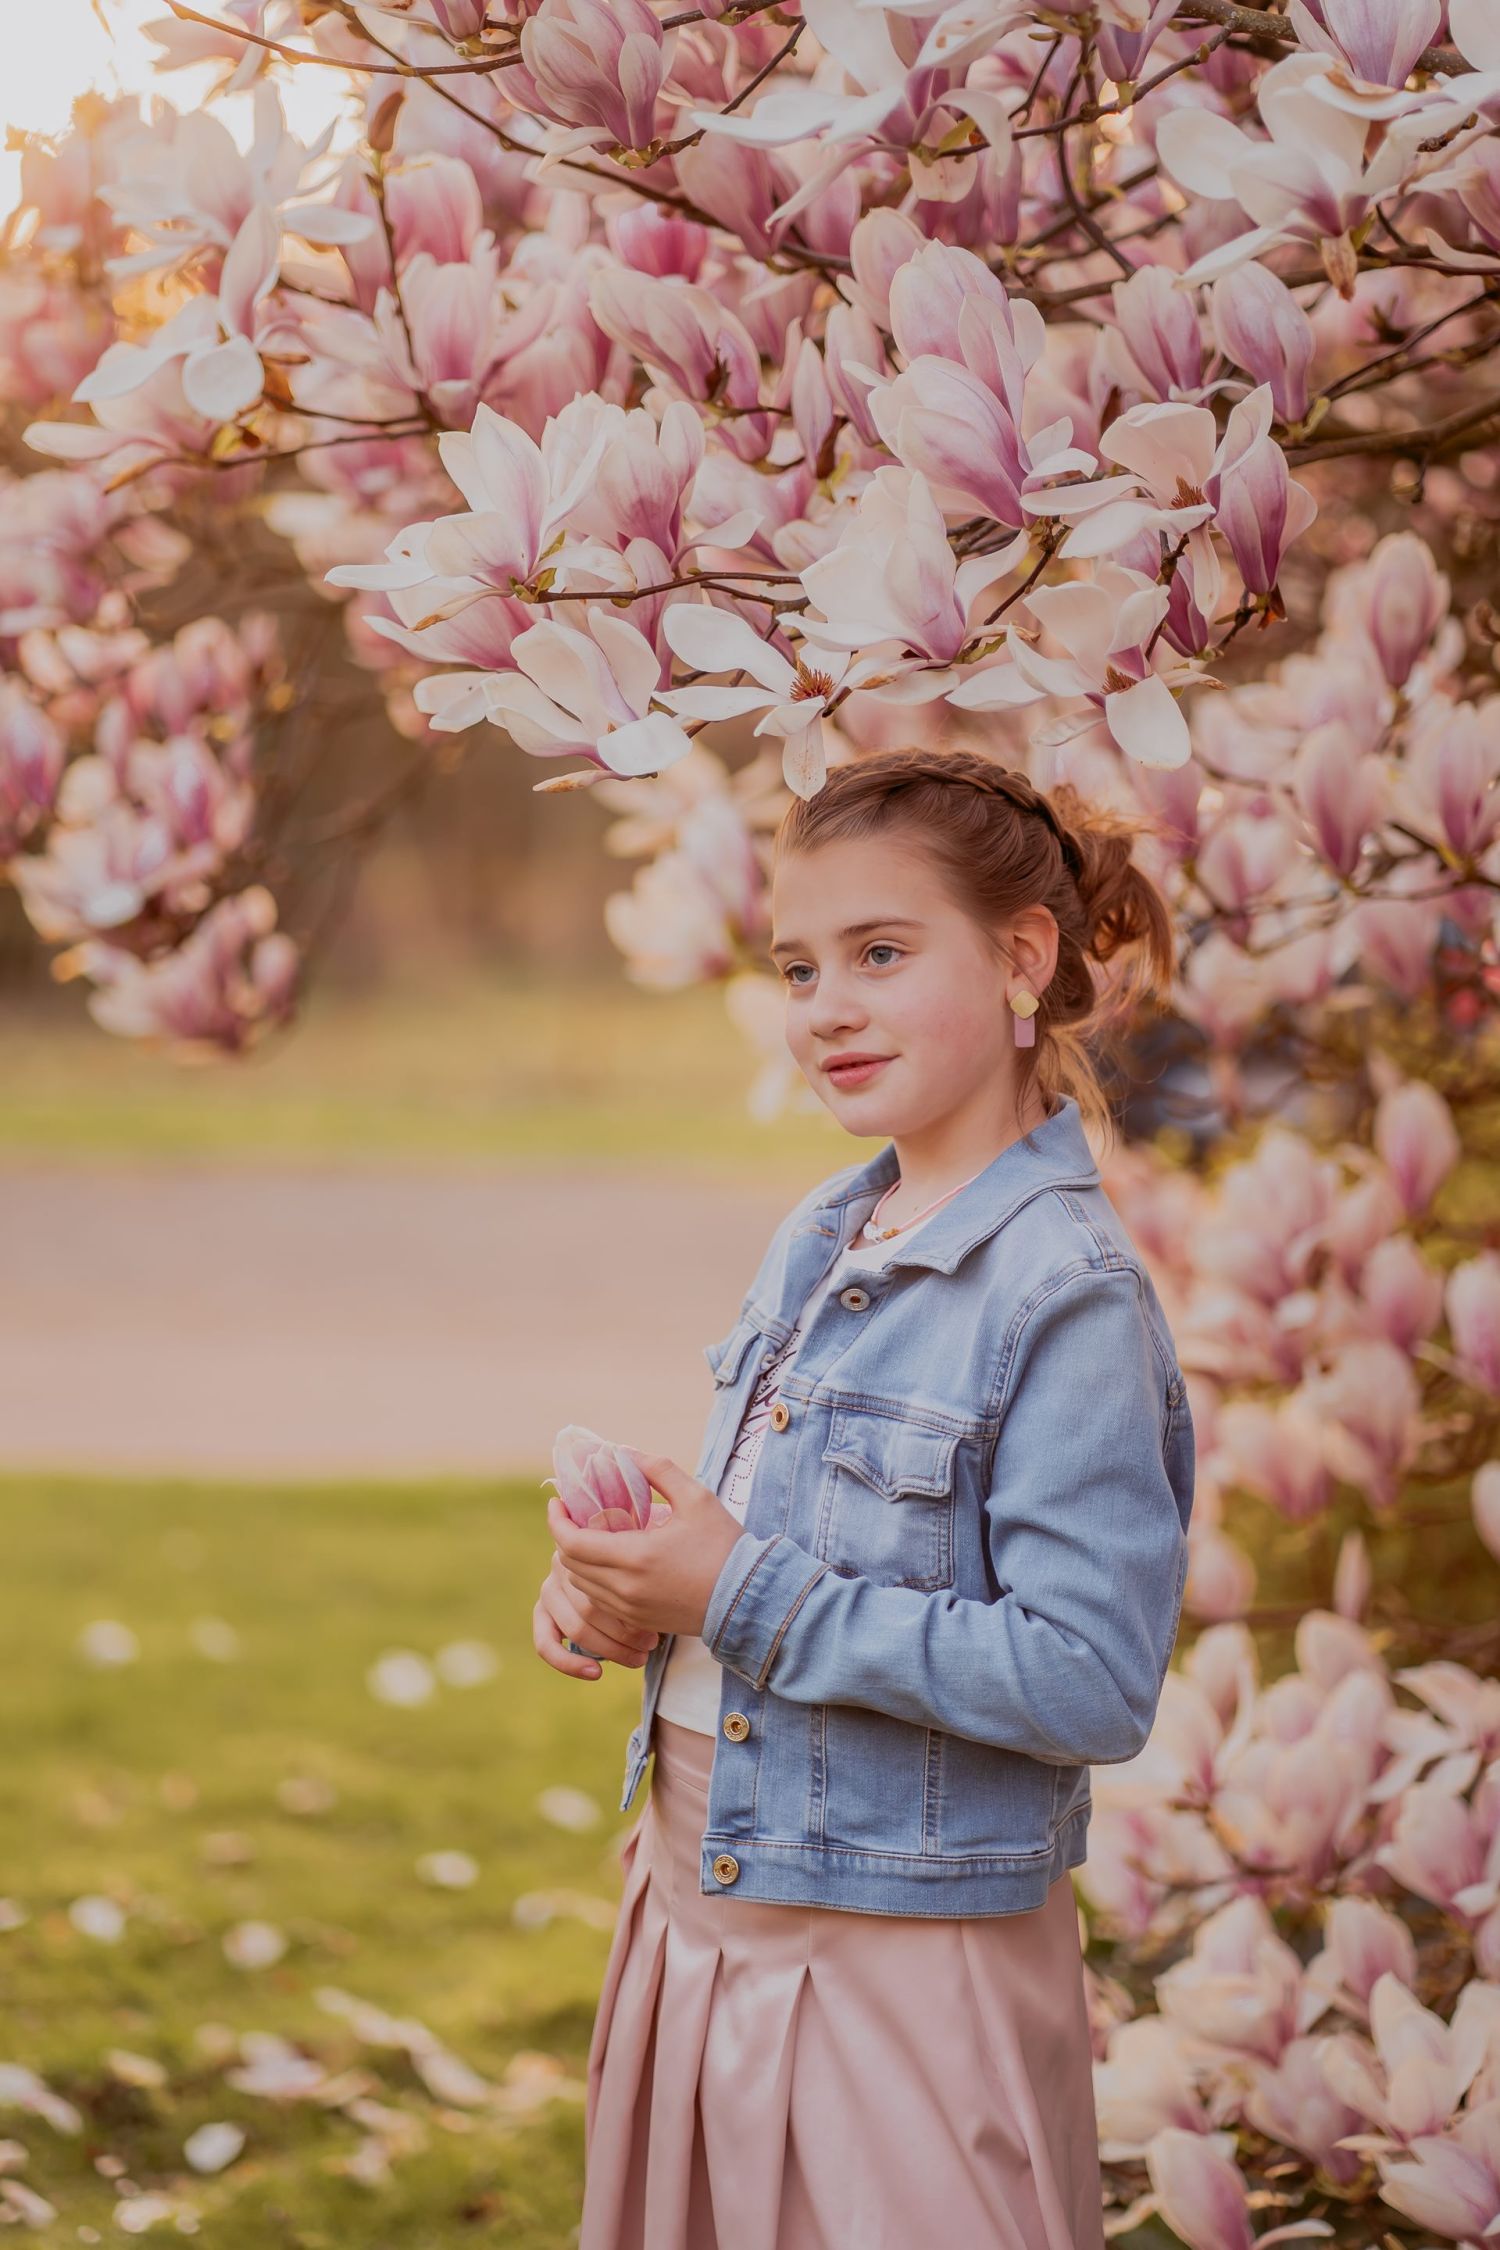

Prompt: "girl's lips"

[826,1057,892,1088]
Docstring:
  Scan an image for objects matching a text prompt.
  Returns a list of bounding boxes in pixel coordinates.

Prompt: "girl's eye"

[780,942,903,986]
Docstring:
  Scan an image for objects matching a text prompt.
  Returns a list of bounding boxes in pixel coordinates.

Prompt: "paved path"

[0,1166,795,1480]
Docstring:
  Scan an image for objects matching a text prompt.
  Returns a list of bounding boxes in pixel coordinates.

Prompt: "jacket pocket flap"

[823,1412,959,1499]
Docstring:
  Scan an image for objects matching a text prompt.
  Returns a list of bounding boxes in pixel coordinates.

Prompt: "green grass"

[0,1472,655,2248]
[0,969,854,1178]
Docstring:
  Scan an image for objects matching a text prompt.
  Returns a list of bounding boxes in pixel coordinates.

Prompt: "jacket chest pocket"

[817,1409,960,1592]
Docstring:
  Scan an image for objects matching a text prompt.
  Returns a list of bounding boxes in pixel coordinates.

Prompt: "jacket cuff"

[701,1531,830,1690]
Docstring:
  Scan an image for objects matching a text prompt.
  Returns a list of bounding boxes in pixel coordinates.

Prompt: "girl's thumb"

[622,1448,700,1508]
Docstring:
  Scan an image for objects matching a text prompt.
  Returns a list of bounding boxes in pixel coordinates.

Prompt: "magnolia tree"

[4,0,1500,2241]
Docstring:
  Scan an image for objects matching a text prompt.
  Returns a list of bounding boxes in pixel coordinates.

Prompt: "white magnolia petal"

[661,602,792,690]
[599,710,695,776]
[945,661,1044,710]
[286,203,377,246]
[181,336,265,420]
[657,685,774,720]
[1105,673,1192,769]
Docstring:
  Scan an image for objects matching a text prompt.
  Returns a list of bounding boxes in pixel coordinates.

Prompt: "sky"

[1,0,346,217]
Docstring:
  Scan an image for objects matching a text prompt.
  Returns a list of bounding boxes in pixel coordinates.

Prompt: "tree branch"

[1287,387,1500,463]
[1170,0,1462,72]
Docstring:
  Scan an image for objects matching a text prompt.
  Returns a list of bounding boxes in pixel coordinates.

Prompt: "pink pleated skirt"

[579,1715,1106,2250]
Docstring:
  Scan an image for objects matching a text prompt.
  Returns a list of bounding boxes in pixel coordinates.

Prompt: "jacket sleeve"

[699,1264,1195,1766]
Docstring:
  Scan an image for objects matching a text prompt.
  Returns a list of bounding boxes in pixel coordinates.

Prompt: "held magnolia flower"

[544,1425,668,1531]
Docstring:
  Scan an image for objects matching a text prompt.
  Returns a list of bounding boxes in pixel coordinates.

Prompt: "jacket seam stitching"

[987,1253,1114,1421]
[753,1560,830,1689]
[706,1533,784,1661]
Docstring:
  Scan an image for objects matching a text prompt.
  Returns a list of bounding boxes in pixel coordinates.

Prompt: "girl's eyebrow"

[769,917,926,960]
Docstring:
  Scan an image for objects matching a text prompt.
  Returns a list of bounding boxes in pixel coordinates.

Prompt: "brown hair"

[773,745,1177,1157]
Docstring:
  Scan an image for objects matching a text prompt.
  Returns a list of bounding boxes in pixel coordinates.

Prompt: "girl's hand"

[546,1452,745,1640]
[533,1549,661,1680]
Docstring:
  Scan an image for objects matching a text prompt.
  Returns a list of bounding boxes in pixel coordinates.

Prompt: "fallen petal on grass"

[510,1887,617,1932]
[105,2052,168,2090]
[69,1895,127,1943]
[274,1774,336,1816]
[433,1639,499,1687]
[365,1650,436,1708]
[0,2177,58,2228]
[182,2121,245,2175]
[77,1621,139,1667]
[221,1919,287,1970]
[415,1851,479,1890]
[188,1619,241,1662]
[535,1786,600,1832]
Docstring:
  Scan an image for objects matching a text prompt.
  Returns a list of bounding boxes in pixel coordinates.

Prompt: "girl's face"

[771,833,1055,1142]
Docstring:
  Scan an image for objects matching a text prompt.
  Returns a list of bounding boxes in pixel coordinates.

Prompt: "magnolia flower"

[415,606,693,781]
[1158,53,1463,288]
[658,602,886,799]
[1287,0,1441,89]
[518,0,675,156]
[51,885,298,1051]
[0,686,64,857]
[799,466,1023,667]
[98,81,370,280]
[1005,563,1196,769]
[1210,266,1316,425]
[544,1424,666,1530]
[74,204,281,423]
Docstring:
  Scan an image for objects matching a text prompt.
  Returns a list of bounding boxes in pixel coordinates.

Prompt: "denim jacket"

[619,1095,1195,1918]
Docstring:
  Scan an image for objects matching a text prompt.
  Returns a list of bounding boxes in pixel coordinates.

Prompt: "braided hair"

[773,744,1176,1152]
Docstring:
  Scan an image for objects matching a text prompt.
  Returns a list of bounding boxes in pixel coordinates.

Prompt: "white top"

[654,1202,939,1735]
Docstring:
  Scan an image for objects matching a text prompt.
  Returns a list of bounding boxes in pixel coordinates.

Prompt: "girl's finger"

[545,1571,658,1666]
[549,1558,655,1653]
[532,1597,603,1681]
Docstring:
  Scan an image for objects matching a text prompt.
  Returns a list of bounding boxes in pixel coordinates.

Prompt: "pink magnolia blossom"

[1292,722,1389,876]
[1004,563,1196,769]
[1207,388,1319,599]
[588,271,774,463]
[74,203,281,423]
[1372,1080,1462,1217]
[1210,267,1316,426]
[53,884,297,1052]
[414,606,692,780]
[1326,533,1451,690]
[1287,0,1442,90]
[371,237,513,429]
[658,601,886,799]
[603,812,752,984]
[1106,265,1208,404]
[1399,699,1500,861]
[1157,54,1459,288]
[0,687,64,857]
[799,465,1021,668]
[544,1424,665,1530]
[518,0,676,156]
[1446,1253,1500,1395]
[679,0,1021,151]
[97,83,369,281]
[1474,1464,1500,1564]
[1146,2124,1333,2248]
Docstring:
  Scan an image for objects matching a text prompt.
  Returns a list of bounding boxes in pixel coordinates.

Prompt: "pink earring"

[1009,988,1039,1047]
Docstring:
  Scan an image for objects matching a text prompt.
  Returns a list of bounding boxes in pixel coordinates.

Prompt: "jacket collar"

[812,1094,1101,1276]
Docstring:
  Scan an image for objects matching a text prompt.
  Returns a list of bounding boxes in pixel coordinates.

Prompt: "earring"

[1009,987,1039,1047]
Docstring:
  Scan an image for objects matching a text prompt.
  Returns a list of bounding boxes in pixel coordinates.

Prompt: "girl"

[534,745,1194,2250]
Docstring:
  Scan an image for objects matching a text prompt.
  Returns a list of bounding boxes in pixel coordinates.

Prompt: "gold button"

[722,1711,750,1741]
[769,1401,791,1431]
[839,1285,871,1311]
[711,1853,740,1884]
